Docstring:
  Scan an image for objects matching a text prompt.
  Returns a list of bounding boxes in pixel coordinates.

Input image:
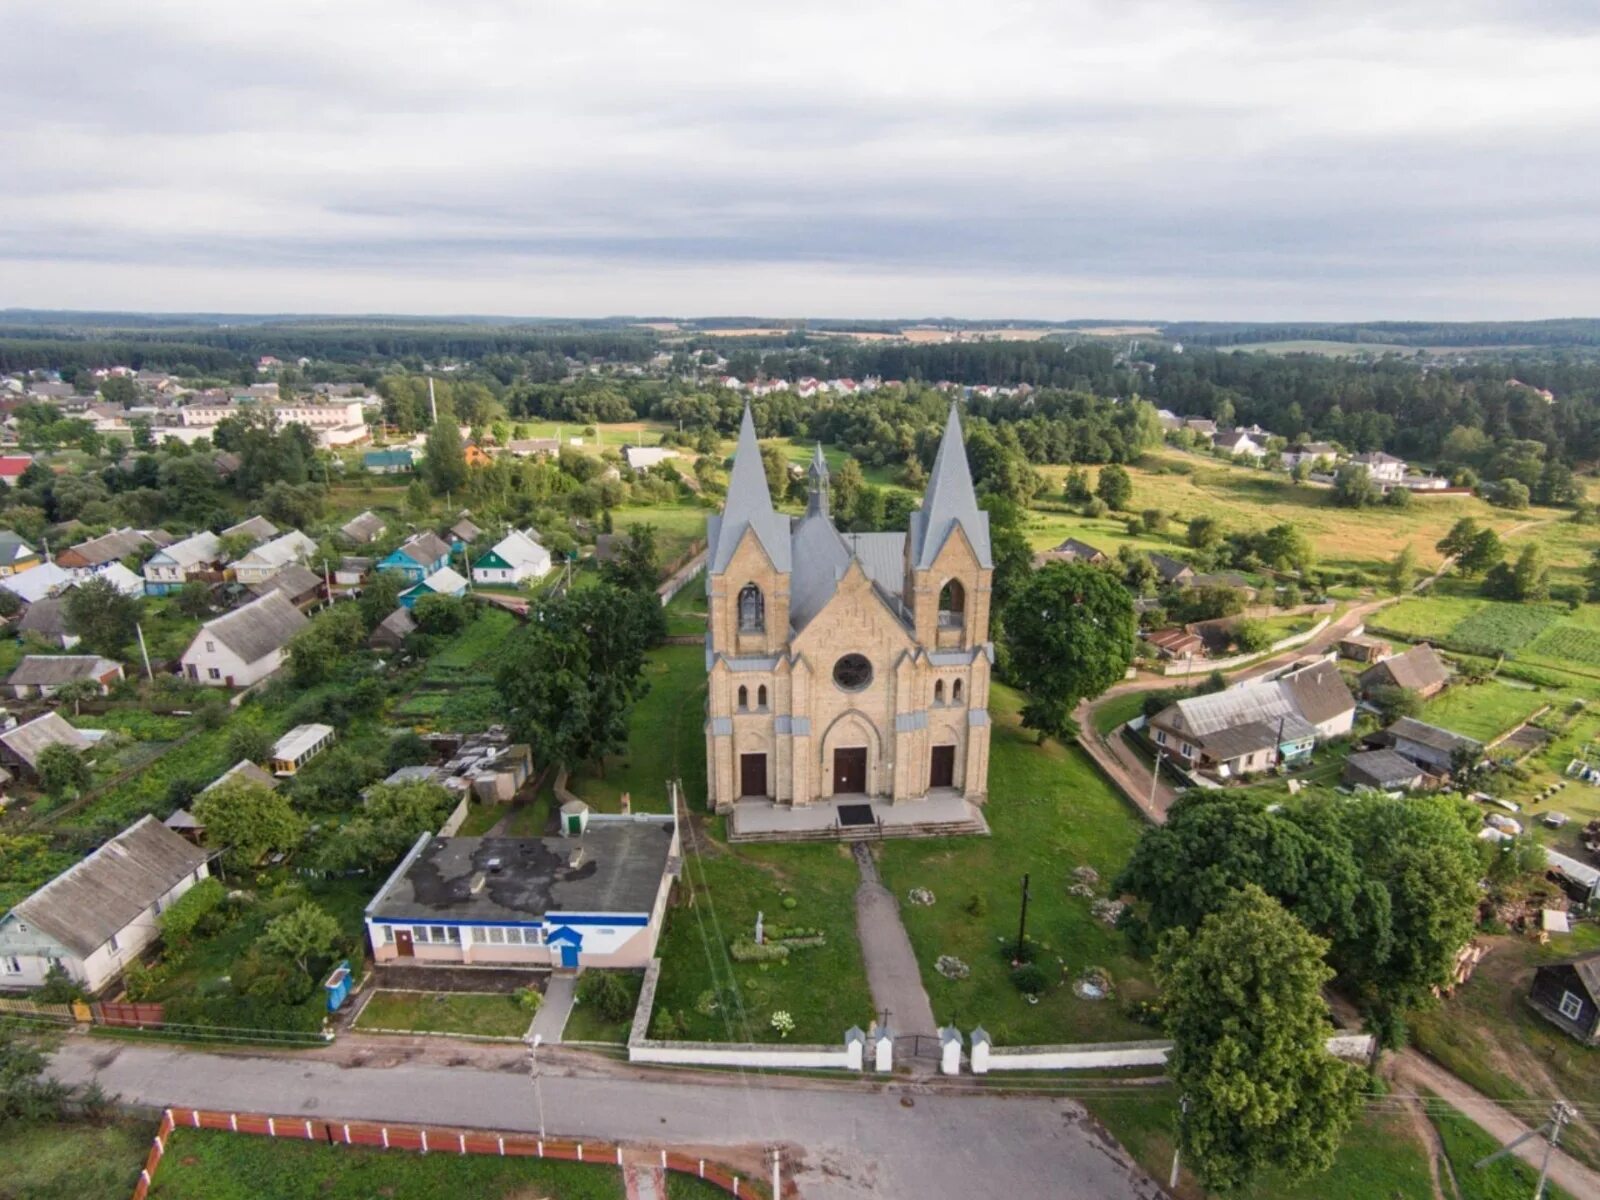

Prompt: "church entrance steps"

[726,794,990,844]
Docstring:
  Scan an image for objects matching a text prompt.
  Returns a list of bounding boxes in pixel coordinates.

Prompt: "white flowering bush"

[770,1010,796,1038]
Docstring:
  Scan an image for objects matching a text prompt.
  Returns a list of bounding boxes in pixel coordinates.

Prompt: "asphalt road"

[50,1038,1164,1200]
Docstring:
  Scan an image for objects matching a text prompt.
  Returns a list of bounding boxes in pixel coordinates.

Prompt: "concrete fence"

[968,1030,1374,1074]
[437,795,471,836]
[132,1107,762,1199]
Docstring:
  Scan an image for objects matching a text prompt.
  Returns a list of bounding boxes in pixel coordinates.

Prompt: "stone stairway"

[728,812,989,844]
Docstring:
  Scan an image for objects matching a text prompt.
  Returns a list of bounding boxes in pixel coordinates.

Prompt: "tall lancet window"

[938,579,966,628]
[738,583,765,632]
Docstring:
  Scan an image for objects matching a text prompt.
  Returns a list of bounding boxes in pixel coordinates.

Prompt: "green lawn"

[1422,680,1549,743]
[664,569,707,636]
[653,830,874,1044]
[567,644,706,814]
[1091,691,1147,736]
[147,1128,626,1199]
[876,683,1156,1045]
[353,990,532,1039]
[0,1119,151,1200]
[1429,1104,1579,1200]
[608,501,710,564]
[564,972,643,1044]
[1084,1087,1435,1199]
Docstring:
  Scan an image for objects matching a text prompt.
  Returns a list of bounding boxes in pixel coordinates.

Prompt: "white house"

[1351,451,1408,485]
[180,590,308,687]
[471,530,551,586]
[143,530,224,595]
[1281,442,1339,471]
[622,446,678,472]
[0,816,210,994]
[231,530,318,585]
[1213,429,1266,459]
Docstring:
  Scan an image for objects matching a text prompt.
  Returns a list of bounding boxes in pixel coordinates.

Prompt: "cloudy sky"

[4,1,1598,320]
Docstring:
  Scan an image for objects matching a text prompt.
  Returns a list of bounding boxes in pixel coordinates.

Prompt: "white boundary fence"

[1160,616,1333,676]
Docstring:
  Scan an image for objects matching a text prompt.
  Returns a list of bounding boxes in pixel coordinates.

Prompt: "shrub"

[36,964,84,1004]
[770,1010,796,1038]
[1002,935,1039,964]
[1010,963,1047,995]
[964,893,988,917]
[516,986,543,1014]
[578,970,636,1022]
[730,938,791,963]
[158,877,227,951]
[780,895,798,911]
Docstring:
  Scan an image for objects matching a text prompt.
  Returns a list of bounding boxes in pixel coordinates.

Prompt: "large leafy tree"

[64,575,141,657]
[424,416,469,496]
[36,743,91,800]
[1158,885,1363,1193]
[1001,563,1136,740]
[259,902,342,978]
[192,781,306,869]
[1094,463,1133,510]
[286,604,367,685]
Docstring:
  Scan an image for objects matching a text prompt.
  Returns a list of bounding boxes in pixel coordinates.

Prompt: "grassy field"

[0,1119,151,1200]
[1422,679,1549,743]
[1084,1088,1436,1200]
[1409,925,1600,1172]
[876,683,1156,1045]
[664,569,707,636]
[608,501,709,563]
[147,1128,627,1199]
[653,828,875,1043]
[1428,1104,1580,1200]
[353,990,532,1039]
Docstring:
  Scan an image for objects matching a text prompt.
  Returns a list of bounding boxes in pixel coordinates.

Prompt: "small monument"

[754,910,764,946]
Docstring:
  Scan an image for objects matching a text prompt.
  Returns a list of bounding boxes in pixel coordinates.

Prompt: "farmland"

[1447,604,1559,656]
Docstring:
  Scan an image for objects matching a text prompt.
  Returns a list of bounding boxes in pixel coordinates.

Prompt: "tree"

[36,743,90,800]
[831,457,864,517]
[226,723,274,765]
[1157,886,1362,1193]
[759,443,789,501]
[1435,518,1480,562]
[1140,508,1167,534]
[1062,466,1091,504]
[99,375,139,408]
[1330,463,1377,508]
[1231,618,1272,653]
[259,902,342,978]
[175,580,212,619]
[424,417,469,496]
[358,570,406,630]
[192,781,306,869]
[1095,464,1132,510]
[1457,527,1502,577]
[1186,515,1223,550]
[1385,544,1416,595]
[600,522,662,595]
[1002,564,1136,740]
[412,593,469,635]
[286,604,368,685]
[1485,544,1549,602]
[1,1017,70,1121]
[63,575,140,656]
[1490,478,1530,510]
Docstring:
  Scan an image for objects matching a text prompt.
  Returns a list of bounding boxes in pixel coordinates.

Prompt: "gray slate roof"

[7,655,119,687]
[201,758,279,794]
[247,562,322,601]
[0,711,91,768]
[1156,662,1351,740]
[371,605,417,645]
[398,531,451,565]
[708,405,791,575]
[368,821,675,922]
[221,515,278,542]
[1149,552,1194,582]
[64,527,161,566]
[16,595,69,638]
[908,403,991,570]
[340,511,386,544]
[8,815,208,957]
[1388,715,1482,755]
[197,590,308,664]
[1278,661,1355,727]
[1344,749,1426,788]
[1361,645,1449,693]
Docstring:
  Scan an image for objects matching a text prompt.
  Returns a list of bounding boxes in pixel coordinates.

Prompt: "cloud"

[2,0,1598,319]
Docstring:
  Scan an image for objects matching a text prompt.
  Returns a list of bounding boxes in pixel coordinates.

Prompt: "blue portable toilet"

[324,960,353,1012]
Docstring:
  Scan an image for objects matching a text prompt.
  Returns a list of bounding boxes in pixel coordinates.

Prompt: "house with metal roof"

[1383,715,1482,774]
[1342,748,1427,791]
[0,815,210,993]
[179,590,309,687]
[337,510,387,546]
[399,566,468,608]
[364,448,414,474]
[230,530,317,585]
[471,530,551,587]
[364,811,679,971]
[0,561,72,606]
[379,532,452,583]
[5,654,124,699]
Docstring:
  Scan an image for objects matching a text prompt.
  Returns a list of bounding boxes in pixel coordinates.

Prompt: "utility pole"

[1014,873,1031,962]
[134,621,153,682]
[1149,750,1165,812]
[1168,1096,1190,1189]
[771,1147,781,1198]
[1473,1099,1575,1199]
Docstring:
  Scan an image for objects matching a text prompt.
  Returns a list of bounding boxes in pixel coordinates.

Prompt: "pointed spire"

[710,404,791,574]
[806,443,830,518]
[912,401,992,569]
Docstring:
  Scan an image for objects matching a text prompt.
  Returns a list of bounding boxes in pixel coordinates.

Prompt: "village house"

[369,606,417,651]
[230,530,317,585]
[269,723,336,776]
[1144,628,1205,660]
[400,565,468,608]
[364,810,679,971]
[1148,552,1196,586]
[1,562,72,606]
[0,711,91,778]
[1382,715,1482,774]
[15,595,77,649]
[471,530,551,586]
[334,556,372,591]
[364,448,414,474]
[246,561,325,611]
[1213,429,1267,459]
[180,590,309,687]
[57,528,171,579]
[1358,644,1451,699]
[506,438,560,458]
[379,531,452,583]
[5,654,124,699]
[0,456,34,487]
[1339,634,1393,663]
[142,530,225,595]
[201,758,279,796]
[220,515,278,545]
[1147,661,1354,779]
[704,407,993,828]
[1280,442,1339,471]
[1342,748,1427,792]
[0,531,40,576]
[1528,954,1600,1045]
[1183,418,1217,439]
[1351,451,1408,485]
[1032,537,1107,568]
[0,816,210,994]
[338,511,387,546]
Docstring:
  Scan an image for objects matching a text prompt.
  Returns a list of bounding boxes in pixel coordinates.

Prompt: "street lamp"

[526,1033,546,1139]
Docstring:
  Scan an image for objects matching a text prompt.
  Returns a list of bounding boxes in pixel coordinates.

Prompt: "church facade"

[704,404,994,813]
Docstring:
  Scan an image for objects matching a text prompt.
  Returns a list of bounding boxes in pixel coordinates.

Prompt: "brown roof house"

[1529,954,1600,1045]
[180,590,309,688]
[1032,537,1108,568]
[0,815,210,993]
[1359,644,1450,699]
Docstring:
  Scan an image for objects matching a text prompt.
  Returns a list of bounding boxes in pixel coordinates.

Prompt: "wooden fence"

[133,1106,763,1199]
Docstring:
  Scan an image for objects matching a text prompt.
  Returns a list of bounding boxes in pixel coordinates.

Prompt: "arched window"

[737,685,749,711]
[937,579,965,628]
[757,685,768,709]
[952,679,964,703]
[934,680,946,705]
[738,583,765,632]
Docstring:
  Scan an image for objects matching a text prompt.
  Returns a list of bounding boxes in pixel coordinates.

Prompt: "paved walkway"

[624,1161,666,1200]
[530,974,577,1044]
[47,1039,1162,1200]
[852,844,937,1044]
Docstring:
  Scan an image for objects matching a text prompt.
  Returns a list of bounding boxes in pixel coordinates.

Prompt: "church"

[704,403,993,835]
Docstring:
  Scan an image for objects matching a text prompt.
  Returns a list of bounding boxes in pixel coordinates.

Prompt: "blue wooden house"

[377,532,452,583]
[399,566,468,608]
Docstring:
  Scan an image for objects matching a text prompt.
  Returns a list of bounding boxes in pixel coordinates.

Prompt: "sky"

[3,0,1599,321]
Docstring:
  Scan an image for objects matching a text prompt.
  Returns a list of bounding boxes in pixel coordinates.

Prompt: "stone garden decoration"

[935,955,970,980]
[907,887,936,907]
